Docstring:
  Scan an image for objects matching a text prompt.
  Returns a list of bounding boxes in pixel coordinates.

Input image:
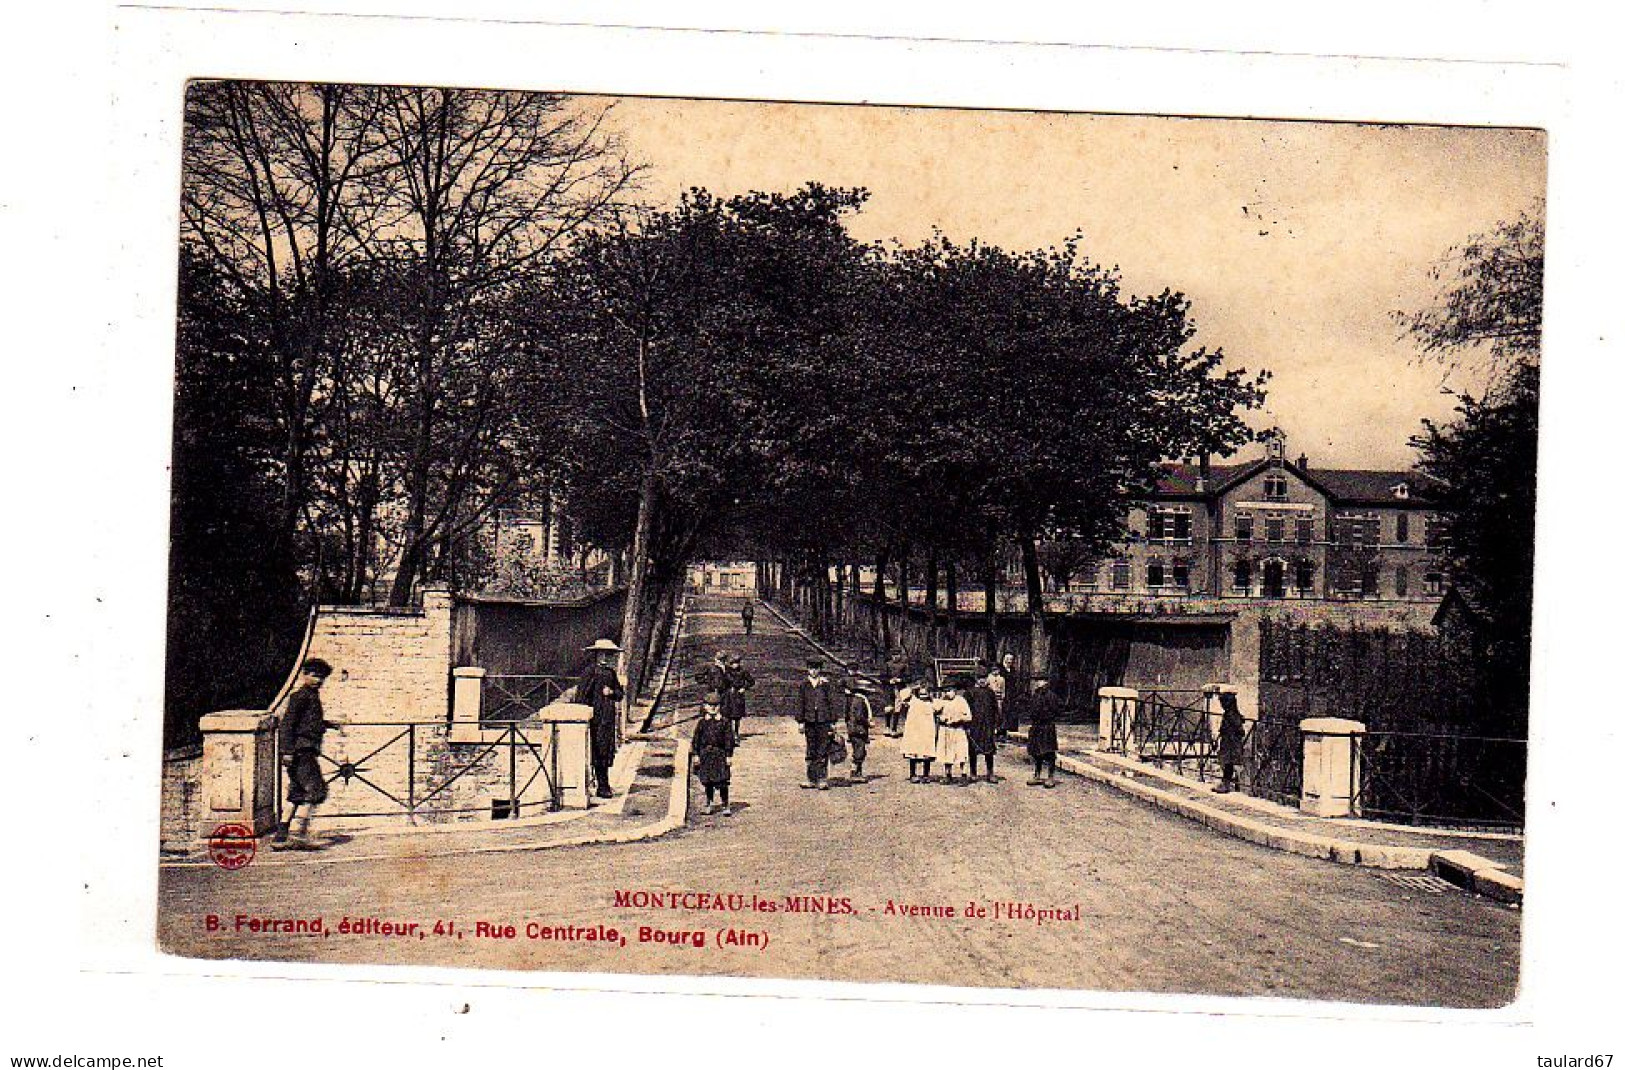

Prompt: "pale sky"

[589,96,1546,470]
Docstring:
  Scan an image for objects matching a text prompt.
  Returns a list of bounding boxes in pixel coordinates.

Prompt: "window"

[1396,513,1410,543]
[1294,559,1315,593]
[1335,515,1379,546]
[1110,559,1131,590]
[1235,514,1254,542]
[1148,508,1191,541]
[1171,559,1190,589]
[1264,474,1289,501]
[1423,571,1445,596]
[1232,558,1252,591]
[1265,517,1285,544]
[1147,560,1166,588]
[1395,566,1409,598]
[1425,517,1450,548]
[1362,560,1380,598]
[1295,517,1315,545]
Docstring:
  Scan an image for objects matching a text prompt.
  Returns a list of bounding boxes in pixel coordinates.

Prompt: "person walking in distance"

[900,679,938,783]
[997,652,1021,736]
[966,663,1001,783]
[741,599,755,636]
[1214,690,1246,794]
[575,639,626,799]
[692,690,736,816]
[273,657,341,850]
[796,657,838,790]
[1025,675,1061,788]
[843,676,876,782]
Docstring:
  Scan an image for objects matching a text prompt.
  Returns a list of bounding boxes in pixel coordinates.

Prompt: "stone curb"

[1431,848,1526,904]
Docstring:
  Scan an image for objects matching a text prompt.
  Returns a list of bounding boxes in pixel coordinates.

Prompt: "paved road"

[159,596,1519,1007]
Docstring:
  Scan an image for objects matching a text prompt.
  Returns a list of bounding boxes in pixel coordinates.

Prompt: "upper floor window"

[1335,515,1380,546]
[1425,517,1451,548]
[1396,513,1410,543]
[1263,474,1289,501]
[1235,514,1254,542]
[1147,560,1166,588]
[1295,517,1315,545]
[1265,517,1286,544]
[1147,508,1192,541]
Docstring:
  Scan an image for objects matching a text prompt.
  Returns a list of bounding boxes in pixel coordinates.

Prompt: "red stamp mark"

[208,823,256,870]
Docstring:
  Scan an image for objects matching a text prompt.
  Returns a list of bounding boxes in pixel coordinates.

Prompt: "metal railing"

[1240,716,1304,806]
[277,719,564,822]
[1355,729,1526,829]
[481,674,573,726]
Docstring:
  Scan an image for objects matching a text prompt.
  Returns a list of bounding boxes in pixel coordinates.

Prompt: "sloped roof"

[1151,458,1439,506]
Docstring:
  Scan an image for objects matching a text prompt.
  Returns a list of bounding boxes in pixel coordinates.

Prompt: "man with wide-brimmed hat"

[575,638,625,799]
[796,657,838,789]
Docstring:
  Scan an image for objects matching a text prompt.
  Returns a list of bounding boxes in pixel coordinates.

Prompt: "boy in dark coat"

[796,658,838,789]
[723,653,754,746]
[843,677,876,782]
[1025,675,1060,788]
[966,665,1001,782]
[692,690,736,815]
[273,657,340,850]
[576,639,626,799]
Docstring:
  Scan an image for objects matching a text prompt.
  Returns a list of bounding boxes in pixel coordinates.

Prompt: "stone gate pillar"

[197,711,279,837]
[1299,717,1366,818]
[1097,687,1139,751]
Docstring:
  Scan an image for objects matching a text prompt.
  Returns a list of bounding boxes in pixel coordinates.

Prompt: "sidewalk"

[760,599,1524,905]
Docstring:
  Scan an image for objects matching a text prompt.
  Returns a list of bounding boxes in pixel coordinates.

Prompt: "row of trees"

[170,81,1273,740]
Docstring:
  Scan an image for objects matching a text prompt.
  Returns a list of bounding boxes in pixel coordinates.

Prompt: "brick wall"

[301,586,455,727]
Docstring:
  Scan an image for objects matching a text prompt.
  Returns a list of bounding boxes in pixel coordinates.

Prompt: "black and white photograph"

[152,81,1541,1007]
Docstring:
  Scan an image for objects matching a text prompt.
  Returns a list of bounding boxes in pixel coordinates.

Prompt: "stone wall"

[299,585,455,727]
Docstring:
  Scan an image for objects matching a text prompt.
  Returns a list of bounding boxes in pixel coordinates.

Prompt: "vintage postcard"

[154,81,1541,1010]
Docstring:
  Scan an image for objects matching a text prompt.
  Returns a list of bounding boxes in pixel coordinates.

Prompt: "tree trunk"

[945,560,960,651]
[833,560,846,638]
[983,540,999,663]
[1021,534,1050,677]
[873,549,891,654]
[896,544,912,659]
[616,470,658,726]
[924,550,940,656]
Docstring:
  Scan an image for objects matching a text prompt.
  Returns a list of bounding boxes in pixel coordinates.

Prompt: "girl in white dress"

[899,681,939,783]
[934,681,973,784]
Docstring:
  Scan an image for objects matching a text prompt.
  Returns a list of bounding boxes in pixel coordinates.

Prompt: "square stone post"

[198,711,279,837]
[1299,717,1366,818]
[1097,687,1139,751]
[535,699,594,808]
[449,666,486,744]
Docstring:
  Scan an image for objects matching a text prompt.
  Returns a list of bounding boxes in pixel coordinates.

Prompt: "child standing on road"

[693,690,736,815]
[843,677,876,782]
[935,679,973,785]
[900,680,939,783]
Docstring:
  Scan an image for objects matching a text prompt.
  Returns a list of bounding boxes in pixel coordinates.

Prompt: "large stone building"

[1073,435,1447,606]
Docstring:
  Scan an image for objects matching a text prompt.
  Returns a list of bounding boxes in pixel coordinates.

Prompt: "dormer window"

[1263,475,1289,501]
[1391,482,1410,501]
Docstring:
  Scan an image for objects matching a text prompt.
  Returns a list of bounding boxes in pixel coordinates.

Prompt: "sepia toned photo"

[155,82,1542,1008]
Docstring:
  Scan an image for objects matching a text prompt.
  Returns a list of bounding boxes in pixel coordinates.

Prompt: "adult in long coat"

[966,673,1001,782]
[575,639,626,799]
[796,658,838,789]
[1215,691,1246,794]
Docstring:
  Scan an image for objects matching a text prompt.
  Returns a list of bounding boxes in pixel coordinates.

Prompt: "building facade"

[1071,436,1447,606]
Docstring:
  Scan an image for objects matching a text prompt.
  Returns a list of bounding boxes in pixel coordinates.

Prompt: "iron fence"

[1356,729,1526,828]
[277,719,566,822]
[1241,716,1303,806]
[481,674,573,726]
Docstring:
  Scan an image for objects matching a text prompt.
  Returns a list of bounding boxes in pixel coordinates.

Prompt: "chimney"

[1297,453,1308,471]
[1195,453,1211,492]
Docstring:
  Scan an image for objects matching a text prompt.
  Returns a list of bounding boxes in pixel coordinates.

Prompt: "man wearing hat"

[796,657,838,789]
[692,689,736,816]
[575,639,625,799]
[273,657,342,850]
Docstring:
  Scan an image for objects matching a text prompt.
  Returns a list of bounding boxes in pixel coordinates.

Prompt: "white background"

[8,1,1623,1066]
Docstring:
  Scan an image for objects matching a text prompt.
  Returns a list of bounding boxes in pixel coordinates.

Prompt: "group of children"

[889,665,1061,787]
